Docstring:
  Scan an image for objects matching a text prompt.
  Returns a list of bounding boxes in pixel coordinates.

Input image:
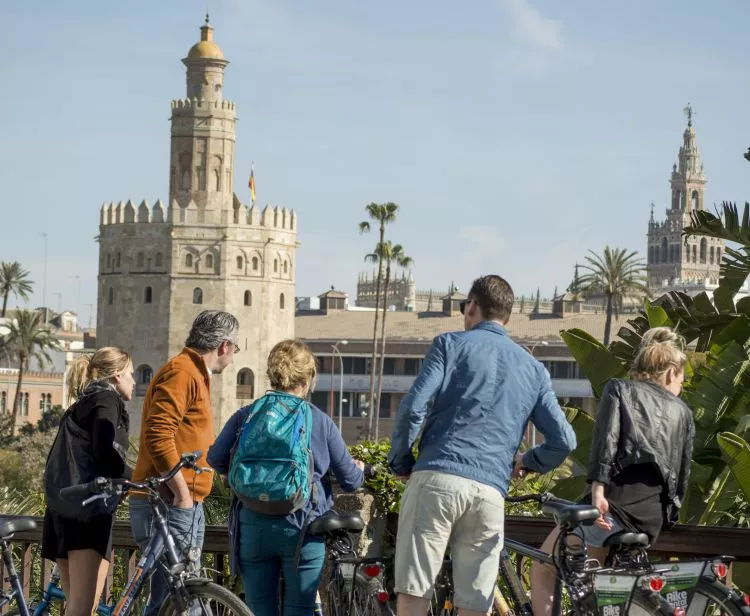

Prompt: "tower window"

[116,252,121,268]
[155,252,163,267]
[692,191,699,211]
[244,290,252,306]
[710,246,715,264]
[252,257,259,271]
[108,287,114,305]
[237,256,244,270]
[181,169,190,190]
[186,254,193,268]
[237,368,255,400]
[700,238,707,264]
[692,245,697,263]
[717,248,722,262]
[144,286,153,304]
[283,261,288,275]
[106,254,111,269]
[214,169,220,191]
[206,254,214,269]
[193,287,203,305]
[274,259,278,273]
[137,252,145,267]
[280,293,285,310]
[661,238,668,263]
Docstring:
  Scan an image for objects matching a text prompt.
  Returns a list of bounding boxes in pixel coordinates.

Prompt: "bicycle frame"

[111,495,190,616]
[0,537,32,616]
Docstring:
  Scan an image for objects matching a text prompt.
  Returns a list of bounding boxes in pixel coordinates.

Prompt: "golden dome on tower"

[187,15,224,60]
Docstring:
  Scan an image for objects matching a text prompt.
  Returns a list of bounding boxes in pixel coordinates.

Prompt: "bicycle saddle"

[602,532,650,548]
[309,511,365,536]
[0,517,37,539]
[541,500,600,528]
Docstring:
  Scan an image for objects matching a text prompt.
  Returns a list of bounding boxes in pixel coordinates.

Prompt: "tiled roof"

[295,310,633,344]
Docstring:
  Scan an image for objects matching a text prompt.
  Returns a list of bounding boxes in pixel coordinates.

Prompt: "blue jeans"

[238,510,325,616]
[130,499,205,616]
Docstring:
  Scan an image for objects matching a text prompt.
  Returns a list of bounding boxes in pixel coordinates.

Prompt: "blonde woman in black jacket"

[531,327,695,616]
[42,348,134,616]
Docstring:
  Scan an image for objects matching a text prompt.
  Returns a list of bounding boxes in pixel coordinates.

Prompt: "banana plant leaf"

[559,329,627,398]
[717,432,750,503]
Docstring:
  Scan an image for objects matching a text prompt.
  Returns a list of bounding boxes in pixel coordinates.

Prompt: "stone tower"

[647,106,723,293]
[97,19,297,432]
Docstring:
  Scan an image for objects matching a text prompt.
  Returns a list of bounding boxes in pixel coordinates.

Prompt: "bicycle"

[55,451,252,616]
[307,509,393,616]
[421,493,671,616]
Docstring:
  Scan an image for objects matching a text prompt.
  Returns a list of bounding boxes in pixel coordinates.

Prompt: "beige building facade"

[96,20,297,431]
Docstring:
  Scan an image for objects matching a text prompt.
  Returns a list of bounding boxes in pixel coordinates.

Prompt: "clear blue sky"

[2,0,750,323]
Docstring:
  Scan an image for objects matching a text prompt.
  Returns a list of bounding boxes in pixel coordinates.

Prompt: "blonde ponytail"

[65,346,132,404]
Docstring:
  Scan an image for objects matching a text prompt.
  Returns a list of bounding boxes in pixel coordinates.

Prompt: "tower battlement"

[99,196,297,231]
[170,98,236,112]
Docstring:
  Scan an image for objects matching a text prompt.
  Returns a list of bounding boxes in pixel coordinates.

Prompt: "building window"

[382,358,397,375]
[692,191,699,211]
[185,253,193,268]
[108,287,114,305]
[244,290,252,306]
[155,252,163,267]
[404,358,422,375]
[0,391,5,413]
[181,169,190,190]
[193,287,203,304]
[135,365,153,396]
[214,169,221,192]
[692,245,697,263]
[274,259,278,273]
[283,261,289,275]
[717,248,722,262]
[252,257,259,271]
[39,393,52,413]
[21,393,29,417]
[144,286,153,304]
[280,293,285,309]
[661,238,668,263]
[137,252,145,267]
[379,393,392,418]
[115,252,121,268]
[700,238,707,264]
[710,246,714,264]
[236,256,244,270]
[342,357,368,374]
[205,254,213,269]
[237,368,255,400]
[106,254,111,269]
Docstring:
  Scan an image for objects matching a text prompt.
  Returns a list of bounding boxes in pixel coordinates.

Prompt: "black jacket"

[71,381,131,479]
[587,379,694,526]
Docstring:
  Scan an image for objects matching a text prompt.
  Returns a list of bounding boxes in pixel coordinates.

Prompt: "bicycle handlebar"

[505,492,555,504]
[60,451,207,505]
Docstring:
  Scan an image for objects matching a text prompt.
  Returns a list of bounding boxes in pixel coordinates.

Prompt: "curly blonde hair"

[66,347,132,403]
[267,339,317,392]
[630,327,687,384]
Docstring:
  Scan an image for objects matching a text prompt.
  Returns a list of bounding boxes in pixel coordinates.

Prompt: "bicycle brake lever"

[81,493,108,507]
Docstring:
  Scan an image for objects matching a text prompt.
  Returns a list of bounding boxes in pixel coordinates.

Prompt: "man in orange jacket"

[130,310,240,616]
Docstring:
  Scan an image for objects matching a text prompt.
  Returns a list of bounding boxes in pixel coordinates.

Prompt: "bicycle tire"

[157,578,252,616]
[686,579,747,616]
[352,574,393,616]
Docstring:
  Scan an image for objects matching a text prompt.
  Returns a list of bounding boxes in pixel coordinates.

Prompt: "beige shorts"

[394,470,505,612]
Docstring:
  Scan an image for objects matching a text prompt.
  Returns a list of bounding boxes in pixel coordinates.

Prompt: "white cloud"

[497,0,564,73]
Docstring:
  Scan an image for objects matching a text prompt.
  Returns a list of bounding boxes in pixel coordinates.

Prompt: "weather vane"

[683,103,693,127]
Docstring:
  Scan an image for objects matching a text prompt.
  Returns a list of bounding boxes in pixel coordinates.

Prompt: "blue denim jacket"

[388,321,576,496]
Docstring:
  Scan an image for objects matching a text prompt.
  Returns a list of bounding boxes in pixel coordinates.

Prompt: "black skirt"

[41,508,115,561]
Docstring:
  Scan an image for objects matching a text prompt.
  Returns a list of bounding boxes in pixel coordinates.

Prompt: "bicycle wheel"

[352,575,393,616]
[158,579,252,616]
[686,579,747,616]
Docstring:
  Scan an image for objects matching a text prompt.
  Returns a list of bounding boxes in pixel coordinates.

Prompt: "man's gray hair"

[185,310,240,351]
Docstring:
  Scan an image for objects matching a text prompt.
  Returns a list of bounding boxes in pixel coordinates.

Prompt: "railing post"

[105,548,115,605]
[19,542,33,600]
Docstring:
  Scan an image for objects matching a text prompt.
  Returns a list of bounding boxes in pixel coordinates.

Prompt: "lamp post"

[331,341,348,432]
[522,341,549,447]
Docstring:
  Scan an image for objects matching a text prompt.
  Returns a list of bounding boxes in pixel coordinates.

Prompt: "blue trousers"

[238,510,325,616]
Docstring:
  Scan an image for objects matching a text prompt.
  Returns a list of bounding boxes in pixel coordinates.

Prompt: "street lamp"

[522,341,549,447]
[331,340,348,432]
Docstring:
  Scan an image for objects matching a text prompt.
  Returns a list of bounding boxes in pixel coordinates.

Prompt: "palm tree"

[366,242,413,440]
[0,262,34,318]
[578,246,649,346]
[358,202,399,438]
[2,310,61,437]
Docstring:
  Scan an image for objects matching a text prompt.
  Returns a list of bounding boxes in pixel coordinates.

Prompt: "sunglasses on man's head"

[459,299,474,315]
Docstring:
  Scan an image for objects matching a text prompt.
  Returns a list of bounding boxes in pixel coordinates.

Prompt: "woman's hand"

[591,482,613,530]
[353,459,365,471]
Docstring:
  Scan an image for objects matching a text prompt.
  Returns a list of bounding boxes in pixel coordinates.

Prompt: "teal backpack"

[228,392,314,515]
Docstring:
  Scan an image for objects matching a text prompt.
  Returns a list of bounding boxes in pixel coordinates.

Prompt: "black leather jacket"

[587,379,695,527]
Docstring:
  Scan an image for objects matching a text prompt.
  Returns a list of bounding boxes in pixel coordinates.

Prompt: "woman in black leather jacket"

[42,348,134,616]
[531,327,695,615]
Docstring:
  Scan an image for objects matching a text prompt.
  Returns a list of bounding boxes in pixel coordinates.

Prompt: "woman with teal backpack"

[207,339,365,616]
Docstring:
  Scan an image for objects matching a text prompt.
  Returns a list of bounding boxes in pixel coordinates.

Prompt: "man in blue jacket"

[388,274,577,616]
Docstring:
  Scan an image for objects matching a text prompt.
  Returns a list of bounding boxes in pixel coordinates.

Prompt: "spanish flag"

[249,164,256,204]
